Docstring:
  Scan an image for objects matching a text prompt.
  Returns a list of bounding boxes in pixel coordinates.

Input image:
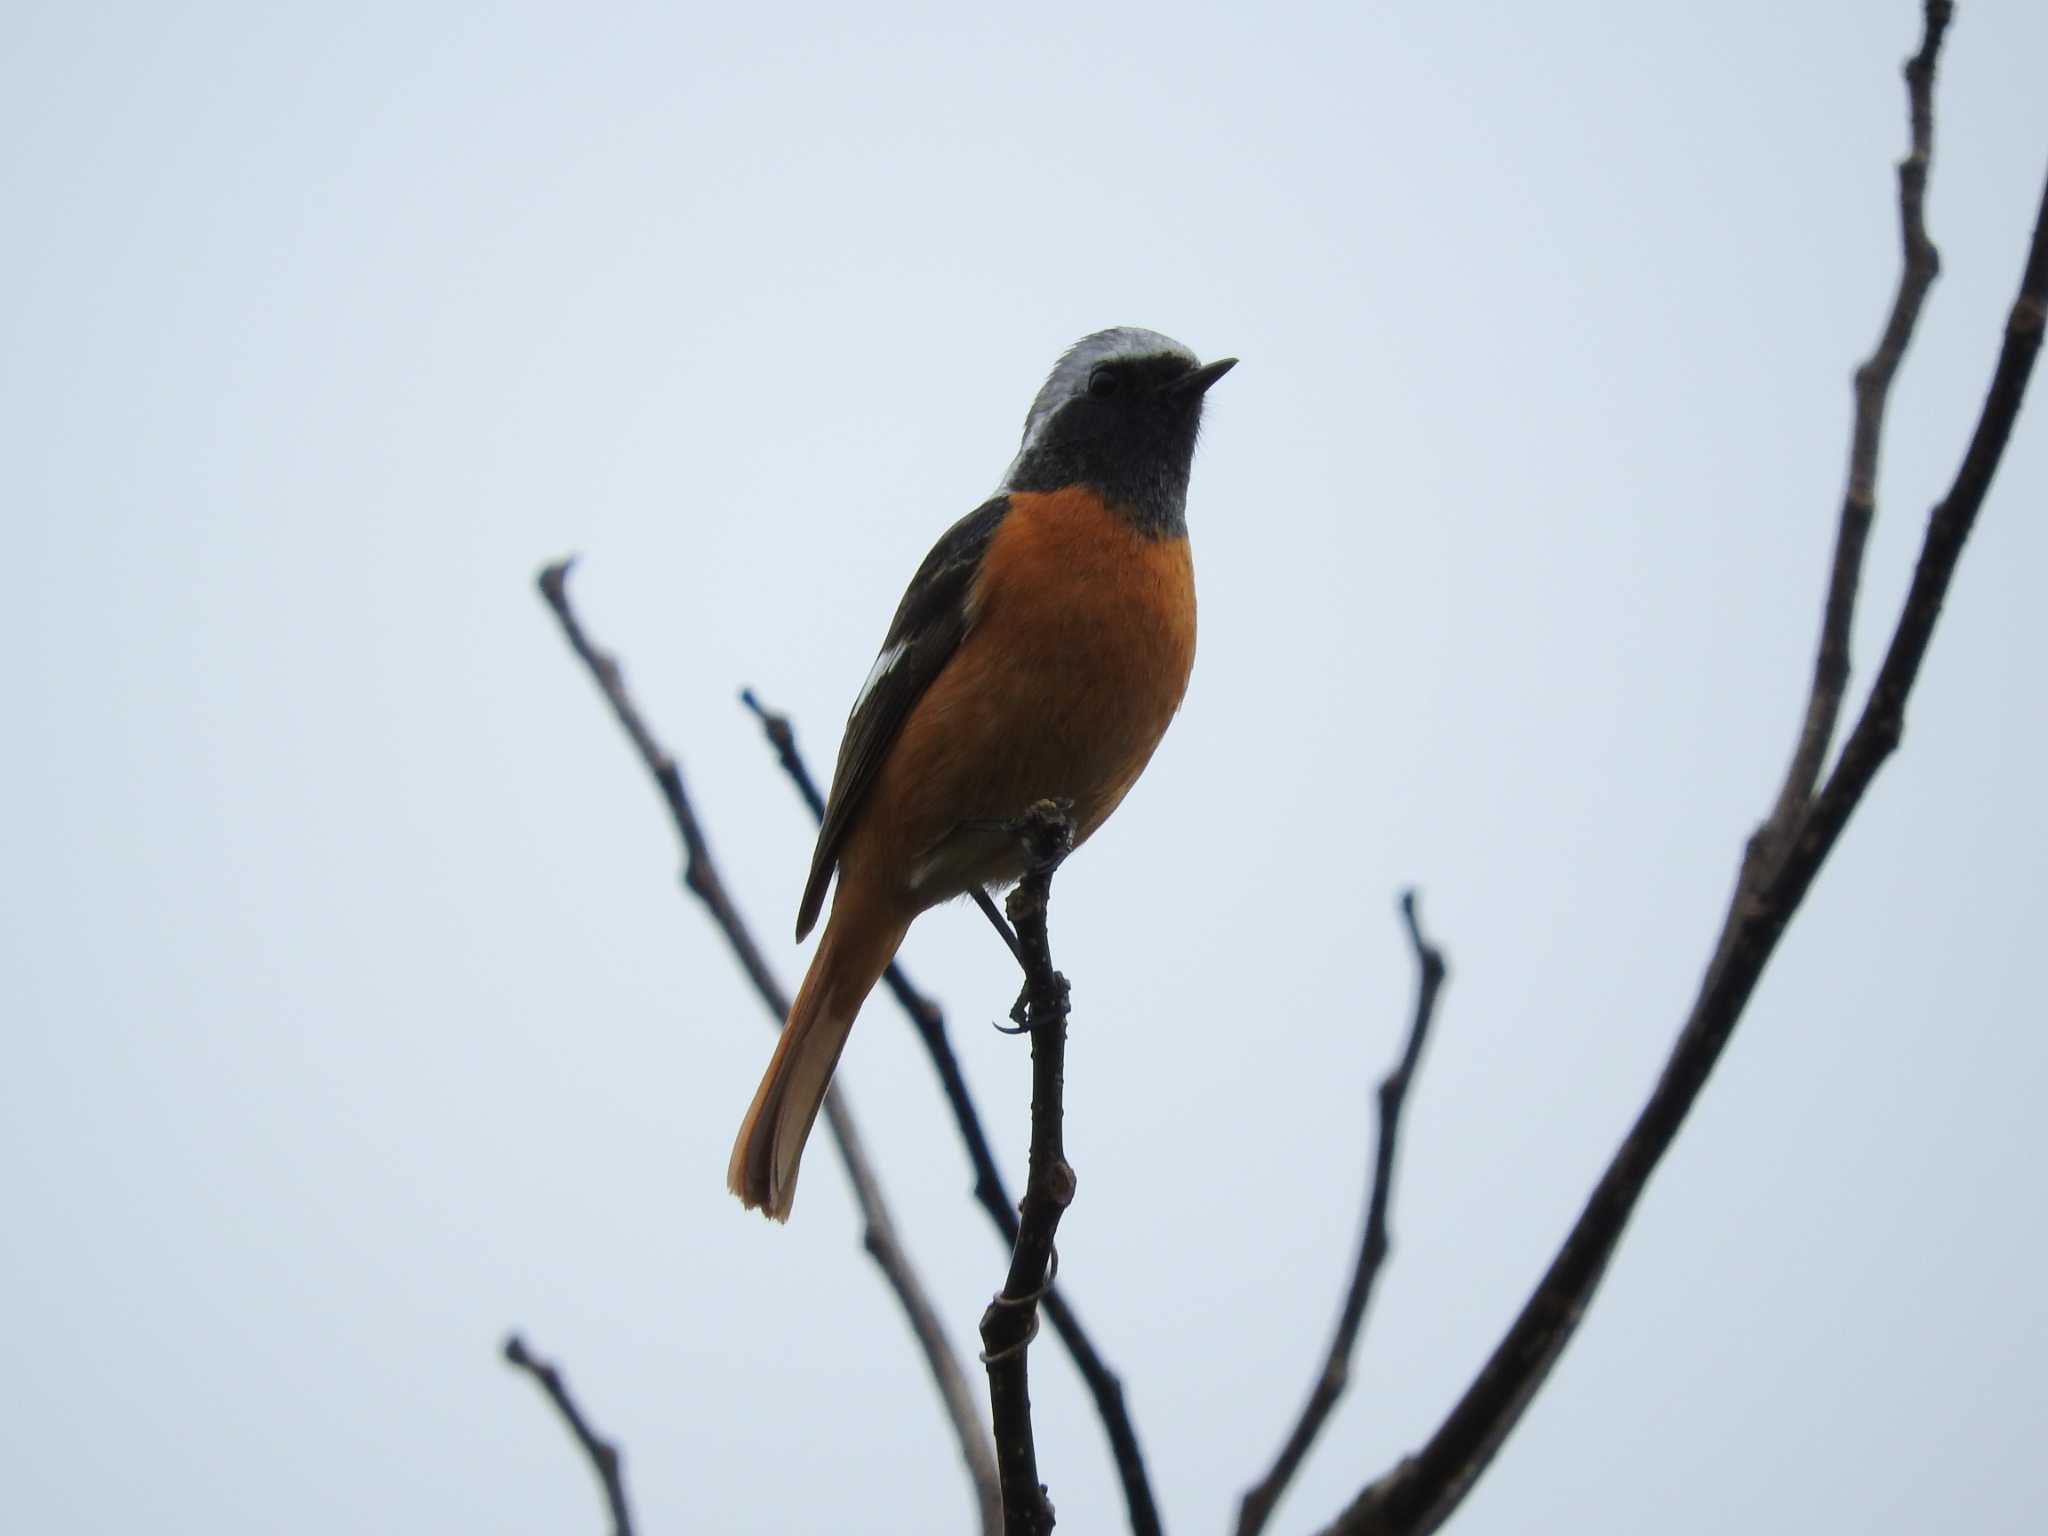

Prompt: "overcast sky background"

[5,3,2045,1532]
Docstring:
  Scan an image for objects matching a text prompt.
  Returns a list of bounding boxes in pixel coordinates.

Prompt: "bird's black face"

[1006,351,1235,536]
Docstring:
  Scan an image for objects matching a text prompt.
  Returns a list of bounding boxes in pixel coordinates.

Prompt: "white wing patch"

[852,640,908,716]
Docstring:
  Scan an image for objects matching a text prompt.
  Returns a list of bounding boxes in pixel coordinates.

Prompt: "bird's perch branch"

[1236,893,1448,1536]
[1320,8,2046,1533]
[536,564,1003,1536]
[503,1333,637,1536]
[741,689,1162,1536]
[978,802,1078,1536]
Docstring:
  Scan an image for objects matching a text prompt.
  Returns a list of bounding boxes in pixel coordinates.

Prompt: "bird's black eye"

[1087,365,1120,398]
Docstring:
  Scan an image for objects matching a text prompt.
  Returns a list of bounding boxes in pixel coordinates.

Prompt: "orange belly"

[838,486,1197,908]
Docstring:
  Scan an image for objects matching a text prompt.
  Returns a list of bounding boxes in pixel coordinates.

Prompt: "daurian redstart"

[730,327,1235,1219]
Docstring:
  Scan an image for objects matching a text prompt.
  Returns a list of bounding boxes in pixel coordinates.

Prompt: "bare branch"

[1761,0,1950,847]
[827,1091,1003,1536]
[503,1333,636,1536]
[1805,172,2048,840]
[979,802,1078,1536]
[737,686,828,817]
[1236,893,1448,1536]
[537,565,1002,1536]
[741,689,1162,1536]
[1320,11,2046,1535]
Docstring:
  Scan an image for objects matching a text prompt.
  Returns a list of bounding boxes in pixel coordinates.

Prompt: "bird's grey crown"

[999,327,1199,490]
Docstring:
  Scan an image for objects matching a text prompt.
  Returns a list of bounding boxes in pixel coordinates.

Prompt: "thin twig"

[1759,0,1949,852]
[738,687,827,816]
[1799,166,2046,852]
[979,802,1077,1536]
[1320,11,2047,1535]
[503,1334,637,1536]
[1236,893,1448,1536]
[538,566,1003,1536]
[740,688,1163,1536]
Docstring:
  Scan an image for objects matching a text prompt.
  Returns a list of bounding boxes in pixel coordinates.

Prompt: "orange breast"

[841,486,1197,907]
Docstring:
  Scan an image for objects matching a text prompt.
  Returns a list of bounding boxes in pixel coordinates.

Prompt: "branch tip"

[501,1331,636,1536]
[538,557,579,602]
[1236,894,1451,1536]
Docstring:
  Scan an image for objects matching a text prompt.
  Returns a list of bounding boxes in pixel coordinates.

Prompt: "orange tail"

[727,899,910,1220]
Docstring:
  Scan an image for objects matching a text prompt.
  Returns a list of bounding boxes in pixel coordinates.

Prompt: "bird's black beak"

[1167,356,1238,396]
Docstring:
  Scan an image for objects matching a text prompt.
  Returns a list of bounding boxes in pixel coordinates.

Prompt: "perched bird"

[729,327,1235,1219]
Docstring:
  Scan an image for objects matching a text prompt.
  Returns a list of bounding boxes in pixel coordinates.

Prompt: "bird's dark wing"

[795,495,1012,940]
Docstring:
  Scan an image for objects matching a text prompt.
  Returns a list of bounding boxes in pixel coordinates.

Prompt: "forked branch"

[1319,8,2046,1532]
[1761,0,1950,847]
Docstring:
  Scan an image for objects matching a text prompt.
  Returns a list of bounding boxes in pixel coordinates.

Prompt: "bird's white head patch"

[1000,327,1199,490]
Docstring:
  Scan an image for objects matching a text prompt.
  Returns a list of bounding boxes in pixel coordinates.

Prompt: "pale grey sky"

[4,3,2045,1533]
